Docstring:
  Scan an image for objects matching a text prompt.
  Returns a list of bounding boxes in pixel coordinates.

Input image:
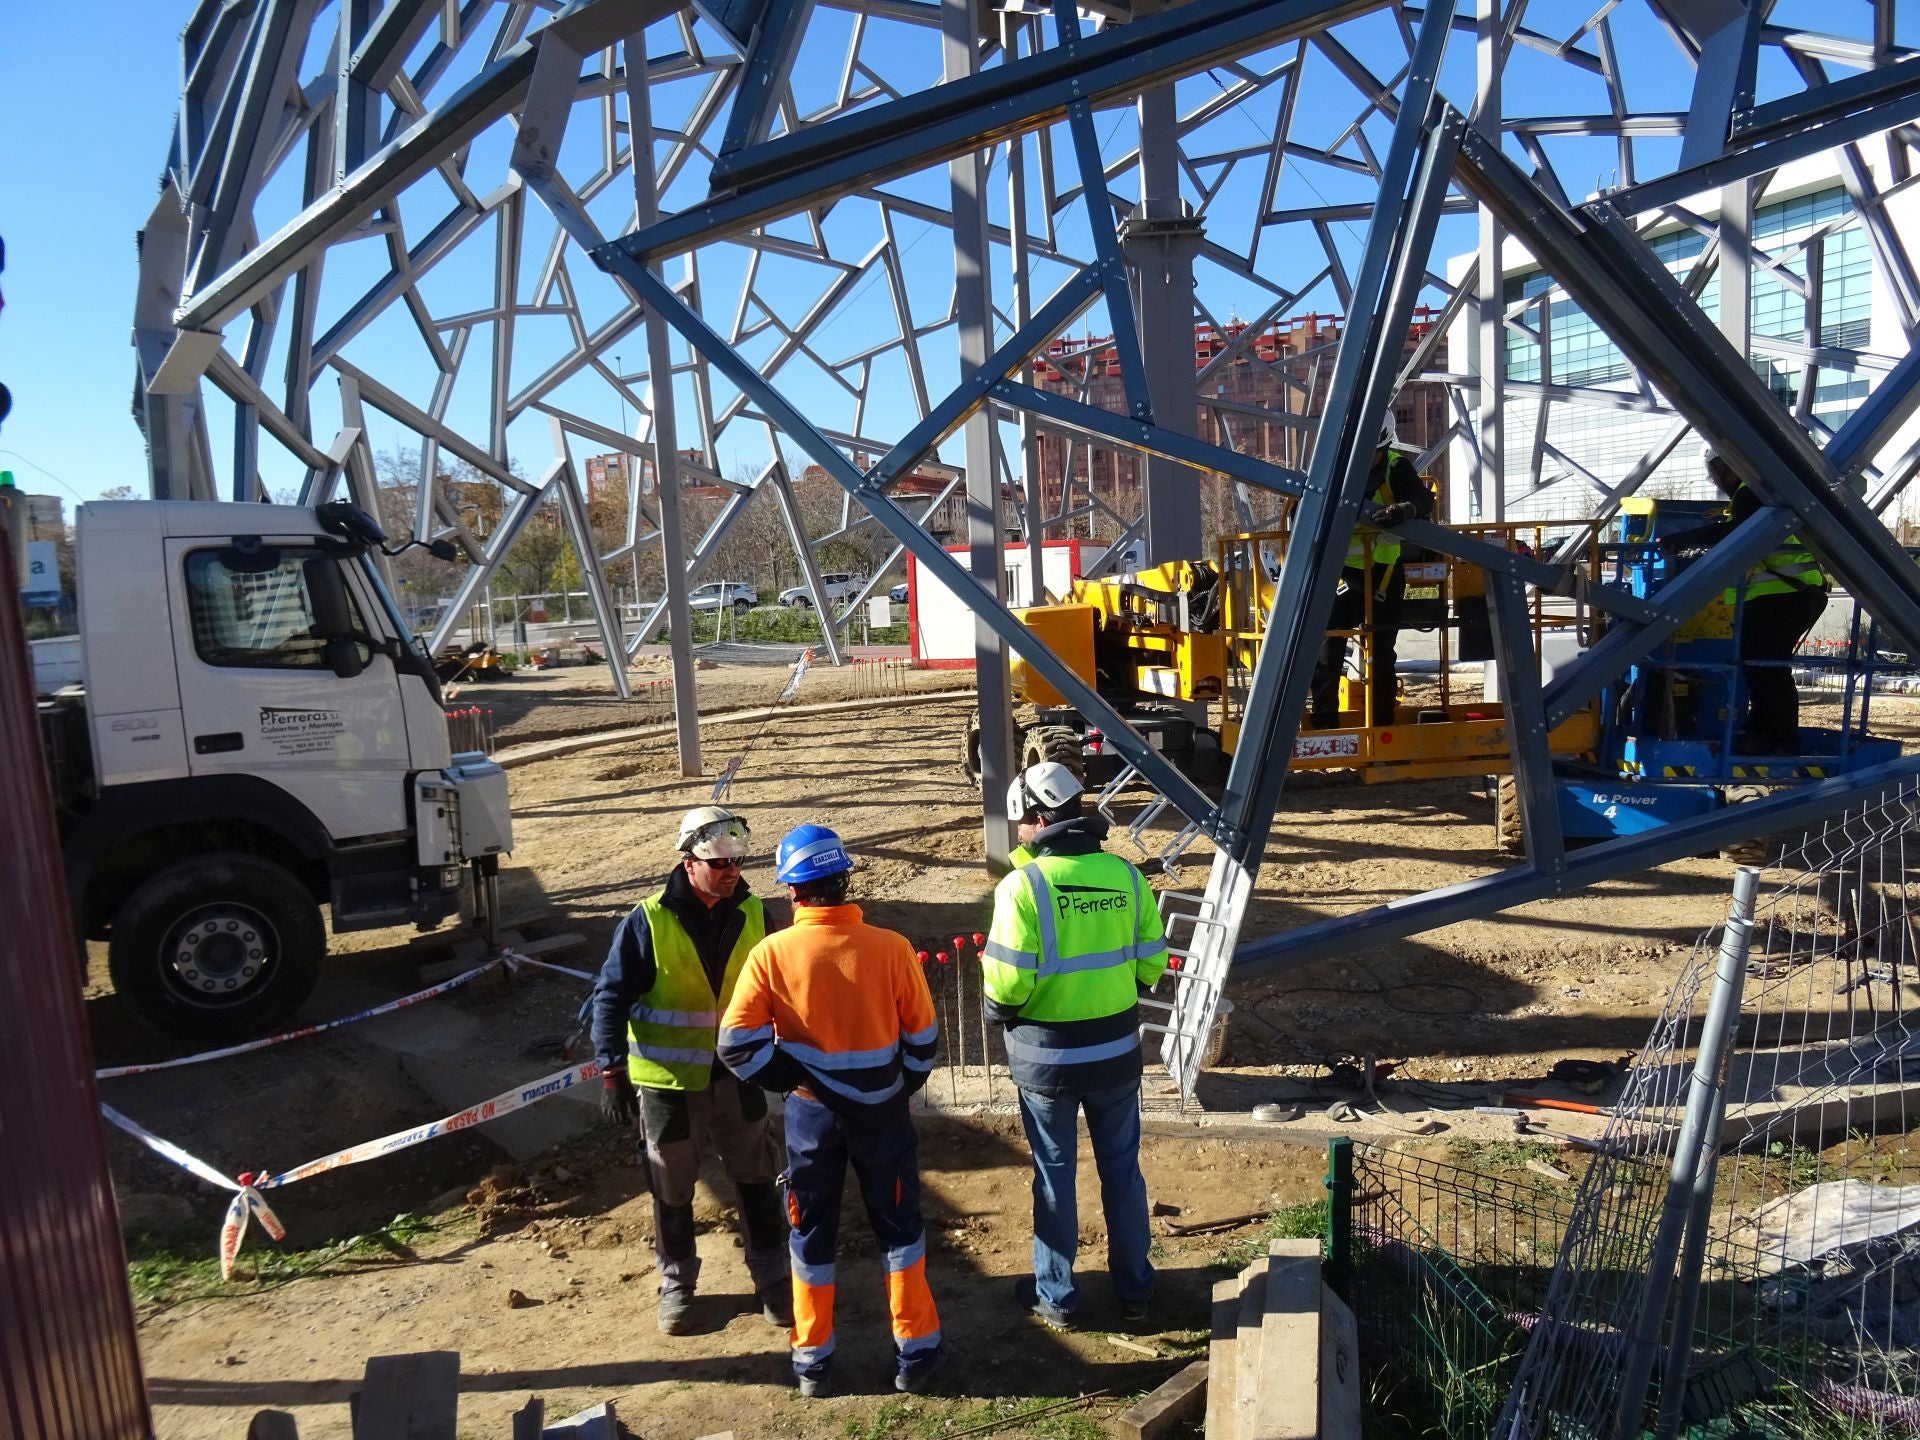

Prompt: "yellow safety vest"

[1722,486,1827,603]
[1348,450,1404,569]
[627,892,766,1090]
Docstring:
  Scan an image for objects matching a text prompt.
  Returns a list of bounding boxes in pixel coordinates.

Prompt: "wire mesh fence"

[1494,776,1920,1440]
[1336,1140,1575,1439]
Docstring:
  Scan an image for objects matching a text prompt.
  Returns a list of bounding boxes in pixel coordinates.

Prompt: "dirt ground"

[100,672,1920,1438]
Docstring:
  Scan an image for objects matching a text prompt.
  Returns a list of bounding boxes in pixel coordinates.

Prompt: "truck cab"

[37,499,511,1042]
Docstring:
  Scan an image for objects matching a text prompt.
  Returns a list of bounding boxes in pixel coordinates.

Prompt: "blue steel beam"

[1234,753,1920,977]
[594,246,1224,831]
[621,0,1384,259]
[858,265,1105,493]
[1210,0,1459,864]
[1392,516,1661,624]
[1454,117,1920,655]
[990,381,1308,496]
[1539,508,1792,729]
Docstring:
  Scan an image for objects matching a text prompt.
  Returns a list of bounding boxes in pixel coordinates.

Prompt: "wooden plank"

[352,1351,460,1440]
[1232,1262,1268,1440]
[1249,1239,1321,1440]
[1319,1286,1362,1440]
[1206,1274,1242,1440]
[1116,1360,1209,1440]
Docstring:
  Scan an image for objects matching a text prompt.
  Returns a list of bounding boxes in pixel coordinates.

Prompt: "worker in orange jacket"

[718,824,944,1399]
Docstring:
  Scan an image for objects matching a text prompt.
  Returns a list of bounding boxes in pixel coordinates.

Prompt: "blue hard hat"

[775,824,852,884]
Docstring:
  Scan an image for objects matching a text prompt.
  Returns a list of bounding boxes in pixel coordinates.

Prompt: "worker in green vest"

[590,806,791,1334]
[1309,411,1434,727]
[1660,445,1830,754]
[984,762,1169,1329]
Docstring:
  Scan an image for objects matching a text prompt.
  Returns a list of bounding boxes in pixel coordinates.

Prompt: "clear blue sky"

[0,6,186,506]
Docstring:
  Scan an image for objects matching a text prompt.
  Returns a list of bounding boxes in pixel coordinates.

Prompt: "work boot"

[656,1286,697,1335]
[1014,1275,1073,1331]
[760,1285,794,1330]
[797,1369,833,1400]
[895,1344,949,1395]
[1119,1294,1151,1325]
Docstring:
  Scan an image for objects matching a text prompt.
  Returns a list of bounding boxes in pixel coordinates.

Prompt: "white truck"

[30,499,513,1043]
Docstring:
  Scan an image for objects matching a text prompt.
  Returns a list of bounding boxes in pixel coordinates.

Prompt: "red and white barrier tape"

[98,950,602,1275]
[96,957,507,1080]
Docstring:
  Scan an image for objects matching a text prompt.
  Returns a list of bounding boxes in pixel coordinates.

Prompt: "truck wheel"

[1494,774,1524,856]
[1718,784,1776,866]
[1021,725,1086,785]
[108,854,324,1042]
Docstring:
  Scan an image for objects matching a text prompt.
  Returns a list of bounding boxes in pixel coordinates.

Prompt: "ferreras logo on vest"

[1054,882,1129,918]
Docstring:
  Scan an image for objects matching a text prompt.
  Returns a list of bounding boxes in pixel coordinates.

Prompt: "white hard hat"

[676,805,750,859]
[1700,441,1719,467]
[1378,411,1400,451]
[1005,761,1085,823]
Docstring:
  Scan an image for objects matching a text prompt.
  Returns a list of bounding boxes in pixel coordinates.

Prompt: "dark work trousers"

[1310,561,1406,727]
[637,1069,788,1297]
[1739,586,1828,750]
[783,1094,941,1382]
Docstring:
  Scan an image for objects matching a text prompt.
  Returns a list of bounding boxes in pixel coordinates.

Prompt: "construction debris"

[1116,1361,1209,1440]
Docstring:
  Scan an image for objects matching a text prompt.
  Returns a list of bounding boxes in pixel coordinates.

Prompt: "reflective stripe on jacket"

[1347,450,1403,569]
[627,893,766,1090]
[1721,485,1829,602]
[717,903,938,1120]
[983,850,1169,1092]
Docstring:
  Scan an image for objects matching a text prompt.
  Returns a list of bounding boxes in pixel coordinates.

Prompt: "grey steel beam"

[1391,517,1661,623]
[717,0,811,156]
[1486,571,1566,875]
[950,0,1016,865]
[769,464,846,665]
[592,250,1221,830]
[620,0,1385,259]
[1829,340,1920,480]
[627,31,703,778]
[1234,753,1920,976]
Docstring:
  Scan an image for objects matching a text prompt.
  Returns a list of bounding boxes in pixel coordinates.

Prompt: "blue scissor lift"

[1529,498,1903,851]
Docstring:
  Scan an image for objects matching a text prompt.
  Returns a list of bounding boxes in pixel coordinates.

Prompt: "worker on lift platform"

[1309,411,1436,728]
[1658,445,1830,755]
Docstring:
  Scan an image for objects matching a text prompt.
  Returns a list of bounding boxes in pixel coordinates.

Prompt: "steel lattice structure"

[143,0,1920,1093]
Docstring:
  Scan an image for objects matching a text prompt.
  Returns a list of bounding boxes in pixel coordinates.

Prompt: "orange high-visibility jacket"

[719,903,938,1118]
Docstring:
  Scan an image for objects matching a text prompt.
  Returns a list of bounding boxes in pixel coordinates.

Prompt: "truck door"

[166,539,413,839]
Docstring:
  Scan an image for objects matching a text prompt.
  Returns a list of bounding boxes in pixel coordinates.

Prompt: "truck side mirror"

[304,557,368,679]
[428,538,458,561]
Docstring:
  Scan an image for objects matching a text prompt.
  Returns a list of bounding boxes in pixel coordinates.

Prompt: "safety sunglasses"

[697,856,744,872]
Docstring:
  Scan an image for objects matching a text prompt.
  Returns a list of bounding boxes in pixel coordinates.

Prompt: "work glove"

[601,1069,639,1126]
[1371,501,1415,528]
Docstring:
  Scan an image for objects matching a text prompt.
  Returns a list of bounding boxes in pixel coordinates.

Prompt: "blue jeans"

[1015,1076,1153,1314]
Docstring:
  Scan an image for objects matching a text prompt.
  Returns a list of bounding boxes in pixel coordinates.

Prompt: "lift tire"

[1494,774,1524,856]
[961,710,983,785]
[1718,784,1777,866]
[1020,725,1086,785]
[108,853,324,1043]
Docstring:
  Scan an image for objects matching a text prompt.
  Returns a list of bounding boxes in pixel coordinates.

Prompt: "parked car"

[778,573,867,608]
[690,581,758,611]
[889,583,909,604]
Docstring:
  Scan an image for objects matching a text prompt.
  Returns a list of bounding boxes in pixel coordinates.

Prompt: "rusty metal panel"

[0,532,150,1438]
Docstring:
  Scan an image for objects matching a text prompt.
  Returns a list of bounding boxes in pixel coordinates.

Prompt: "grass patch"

[1210,1199,1329,1272]
[126,1210,461,1308]
[841,1395,1109,1440]
[1444,1137,1560,1172]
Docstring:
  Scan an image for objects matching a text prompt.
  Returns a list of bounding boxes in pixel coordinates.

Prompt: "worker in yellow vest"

[983,762,1169,1329]
[590,806,790,1334]
[1660,445,1830,754]
[1309,411,1434,727]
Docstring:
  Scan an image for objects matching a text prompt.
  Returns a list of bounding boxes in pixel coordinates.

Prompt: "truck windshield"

[358,556,432,663]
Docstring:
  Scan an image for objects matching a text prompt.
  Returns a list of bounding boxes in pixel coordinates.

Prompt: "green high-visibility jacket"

[1348,448,1417,569]
[627,892,766,1090]
[982,846,1169,1091]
